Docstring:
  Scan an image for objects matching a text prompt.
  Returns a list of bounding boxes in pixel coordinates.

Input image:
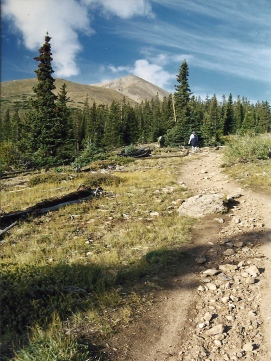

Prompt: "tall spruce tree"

[223,93,235,135]
[26,33,69,164]
[168,60,192,145]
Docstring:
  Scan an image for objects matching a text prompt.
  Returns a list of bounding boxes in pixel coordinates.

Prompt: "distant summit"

[92,75,170,103]
[1,75,171,115]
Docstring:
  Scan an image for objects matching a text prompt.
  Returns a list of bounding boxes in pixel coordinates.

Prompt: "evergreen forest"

[1,34,270,169]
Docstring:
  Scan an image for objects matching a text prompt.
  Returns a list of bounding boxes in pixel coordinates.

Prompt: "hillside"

[0,75,170,116]
[92,74,170,103]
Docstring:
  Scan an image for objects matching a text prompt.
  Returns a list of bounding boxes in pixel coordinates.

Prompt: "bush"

[84,173,123,188]
[72,140,107,168]
[28,172,73,186]
[224,134,271,163]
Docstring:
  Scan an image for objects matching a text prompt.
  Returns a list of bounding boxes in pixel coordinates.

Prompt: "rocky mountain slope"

[1,75,169,115]
[92,74,170,103]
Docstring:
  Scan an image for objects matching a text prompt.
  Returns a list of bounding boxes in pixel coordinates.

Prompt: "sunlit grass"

[223,160,271,193]
[0,153,195,360]
[222,133,271,193]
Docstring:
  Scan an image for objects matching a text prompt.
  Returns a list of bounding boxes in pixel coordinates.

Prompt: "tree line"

[0,34,270,168]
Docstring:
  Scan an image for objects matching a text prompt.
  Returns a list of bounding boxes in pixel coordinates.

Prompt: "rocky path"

[177,149,271,361]
[108,149,271,361]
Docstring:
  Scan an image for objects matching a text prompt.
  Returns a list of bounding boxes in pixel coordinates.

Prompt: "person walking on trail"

[188,131,199,153]
[158,135,165,148]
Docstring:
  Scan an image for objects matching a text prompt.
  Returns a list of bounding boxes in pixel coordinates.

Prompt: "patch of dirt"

[104,149,271,361]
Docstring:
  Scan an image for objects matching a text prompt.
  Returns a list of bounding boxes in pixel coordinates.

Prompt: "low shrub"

[224,134,271,163]
[83,173,123,188]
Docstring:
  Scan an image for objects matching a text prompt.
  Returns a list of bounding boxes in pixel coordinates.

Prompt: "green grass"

[0,153,194,360]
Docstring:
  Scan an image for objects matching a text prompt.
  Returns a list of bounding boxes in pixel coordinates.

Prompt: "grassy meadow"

[0,134,270,360]
[0,151,195,360]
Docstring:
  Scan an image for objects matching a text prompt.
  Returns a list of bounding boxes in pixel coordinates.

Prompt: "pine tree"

[11,109,22,143]
[242,104,256,132]
[2,109,12,142]
[255,101,271,133]
[71,109,85,153]
[233,96,244,131]
[223,93,235,134]
[169,60,192,145]
[103,101,122,148]
[55,83,73,160]
[121,99,138,145]
[28,34,57,157]
[201,95,219,145]
[25,33,70,164]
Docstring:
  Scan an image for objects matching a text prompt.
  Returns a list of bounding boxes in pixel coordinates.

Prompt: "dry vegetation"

[0,152,195,360]
[222,133,271,193]
[1,136,270,360]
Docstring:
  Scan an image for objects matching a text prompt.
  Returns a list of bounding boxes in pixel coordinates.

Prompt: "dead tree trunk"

[0,186,103,229]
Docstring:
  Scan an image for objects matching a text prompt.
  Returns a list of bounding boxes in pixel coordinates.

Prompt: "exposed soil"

[105,148,271,361]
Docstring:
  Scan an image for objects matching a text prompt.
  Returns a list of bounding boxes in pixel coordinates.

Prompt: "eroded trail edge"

[107,149,271,361]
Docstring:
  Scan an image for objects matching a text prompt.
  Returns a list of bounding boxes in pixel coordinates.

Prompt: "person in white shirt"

[188,131,199,153]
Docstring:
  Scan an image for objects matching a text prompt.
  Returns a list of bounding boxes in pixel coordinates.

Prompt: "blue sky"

[2,0,271,103]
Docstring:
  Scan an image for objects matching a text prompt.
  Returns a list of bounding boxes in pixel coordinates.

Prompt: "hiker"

[188,131,199,153]
[158,135,165,148]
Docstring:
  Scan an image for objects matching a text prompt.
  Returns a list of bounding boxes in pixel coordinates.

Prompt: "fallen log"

[0,186,103,229]
[118,147,152,158]
[0,221,18,238]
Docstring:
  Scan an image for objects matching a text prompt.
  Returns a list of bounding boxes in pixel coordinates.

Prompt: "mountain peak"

[93,74,170,103]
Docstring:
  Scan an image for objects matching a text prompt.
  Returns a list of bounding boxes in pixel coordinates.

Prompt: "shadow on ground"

[1,214,270,360]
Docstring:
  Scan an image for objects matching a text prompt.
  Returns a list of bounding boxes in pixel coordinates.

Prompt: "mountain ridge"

[1,75,170,115]
[92,74,170,103]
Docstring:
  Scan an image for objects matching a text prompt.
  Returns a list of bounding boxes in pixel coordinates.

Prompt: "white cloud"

[2,0,92,77]
[107,52,189,90]
[131,59,175,89]
[82,0,154,19]
[108,65,130,73]
[2,0,153,78]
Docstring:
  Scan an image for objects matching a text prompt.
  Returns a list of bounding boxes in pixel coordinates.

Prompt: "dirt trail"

[107,149,271,361]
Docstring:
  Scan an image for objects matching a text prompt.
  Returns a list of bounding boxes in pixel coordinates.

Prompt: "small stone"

[226,315,234,321]
[206,324,225,336]
[242,343,254,352]
[203,269,220,276]
[206,283,217,291]
[225,242,234,248]
[149,211,159,217]
[196,257,207,264]
[235,241,244,248]
[217,273,232,281]
[214,339,222,347]
[198,322,206,329]
[214,333,225,341]
[223,249,235,256]
[219,264,237,272]
[221,296,229,303]
[229,295,239,302]
[246,277,256,284]
[246,265,260,277]
[242,247,250,253]
[203,312,213,322]
[214,217,225,223]
[197,285,205,292]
